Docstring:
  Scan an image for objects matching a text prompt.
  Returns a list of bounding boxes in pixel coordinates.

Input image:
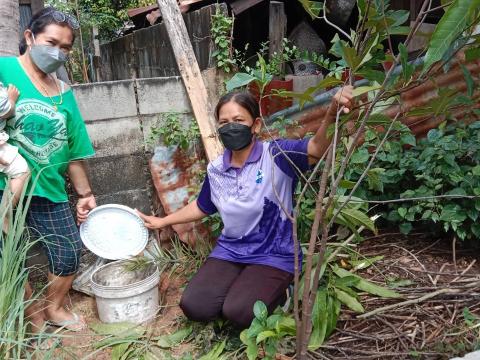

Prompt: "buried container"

[91,259,160,324]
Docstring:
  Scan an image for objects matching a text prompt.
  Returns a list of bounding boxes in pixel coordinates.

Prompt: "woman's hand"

[76,195,96,225]
[329,85,354,114]
[136,210,167,230]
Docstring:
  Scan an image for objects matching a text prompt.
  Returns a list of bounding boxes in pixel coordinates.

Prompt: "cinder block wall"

[72,76,195,213]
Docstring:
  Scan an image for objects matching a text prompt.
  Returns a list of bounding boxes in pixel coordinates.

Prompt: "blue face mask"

[29,34,68,74]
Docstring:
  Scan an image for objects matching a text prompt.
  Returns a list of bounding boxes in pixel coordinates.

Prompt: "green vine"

[147,112,200,150]
[211,6,234,73]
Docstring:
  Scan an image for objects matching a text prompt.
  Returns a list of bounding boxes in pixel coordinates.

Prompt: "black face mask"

[218,122,253,151]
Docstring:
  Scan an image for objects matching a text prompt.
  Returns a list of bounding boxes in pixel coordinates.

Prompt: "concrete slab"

[86,116,144,157]
[73,80,137,121]
[86,155,149,195]
[95,189,151,213]
[136,77,191,115]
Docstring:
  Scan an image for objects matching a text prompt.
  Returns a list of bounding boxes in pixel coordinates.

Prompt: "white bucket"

[90,260,160,324]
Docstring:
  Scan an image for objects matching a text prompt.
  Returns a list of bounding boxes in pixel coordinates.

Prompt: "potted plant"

[225,40,298,116]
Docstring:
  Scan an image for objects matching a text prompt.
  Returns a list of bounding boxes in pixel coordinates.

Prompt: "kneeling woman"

[138,87,353,328]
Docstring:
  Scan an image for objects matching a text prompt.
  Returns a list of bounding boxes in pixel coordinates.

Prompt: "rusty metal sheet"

[127,4,158,19]
[229,0,264,14]
[150,145,209,245]
[283,53,480,139]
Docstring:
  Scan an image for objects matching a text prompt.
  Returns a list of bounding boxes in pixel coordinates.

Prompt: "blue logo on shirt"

[256,169,264,184]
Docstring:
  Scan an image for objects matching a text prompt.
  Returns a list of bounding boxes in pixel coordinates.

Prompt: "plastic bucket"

[90,260,160,323]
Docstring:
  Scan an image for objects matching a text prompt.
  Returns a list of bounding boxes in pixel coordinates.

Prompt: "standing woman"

[138,86,353,328]
[0,8,96,334]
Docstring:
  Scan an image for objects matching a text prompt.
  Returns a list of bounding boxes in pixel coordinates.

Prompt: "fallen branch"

[358,288,460,319]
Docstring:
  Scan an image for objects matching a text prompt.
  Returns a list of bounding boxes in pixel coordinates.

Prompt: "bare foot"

[28,311,57,350]
[44,307,87,332]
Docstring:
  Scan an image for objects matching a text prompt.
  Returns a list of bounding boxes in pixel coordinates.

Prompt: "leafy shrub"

[347,121,480,240]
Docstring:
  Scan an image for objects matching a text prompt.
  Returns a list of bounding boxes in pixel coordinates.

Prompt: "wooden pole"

[269,1,287,73]
[157,0,223,162]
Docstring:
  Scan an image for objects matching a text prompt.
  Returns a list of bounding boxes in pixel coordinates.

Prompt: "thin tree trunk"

[0,0,20,57]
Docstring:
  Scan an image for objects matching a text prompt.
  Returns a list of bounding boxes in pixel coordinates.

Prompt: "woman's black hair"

[19,7,76,55]
[215,91,260,121]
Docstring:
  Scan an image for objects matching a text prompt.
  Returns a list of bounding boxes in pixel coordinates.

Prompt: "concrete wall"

[72,76,196,213]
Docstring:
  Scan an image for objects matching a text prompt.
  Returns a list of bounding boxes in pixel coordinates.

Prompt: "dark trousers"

[179,258,293,329]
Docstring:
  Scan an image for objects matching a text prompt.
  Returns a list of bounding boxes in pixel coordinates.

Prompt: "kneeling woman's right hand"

[136,210,166,229]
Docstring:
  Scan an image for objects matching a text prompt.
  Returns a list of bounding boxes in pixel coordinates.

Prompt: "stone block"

[73,80,137,121]
[86,155,149,195]
[85,116,144,157]
[136,77,191,115]
[95,189,151,213]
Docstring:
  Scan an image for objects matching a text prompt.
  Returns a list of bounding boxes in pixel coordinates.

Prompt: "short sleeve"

[67,93,95,160]
[269,138,311,178]
[196,175,217,215]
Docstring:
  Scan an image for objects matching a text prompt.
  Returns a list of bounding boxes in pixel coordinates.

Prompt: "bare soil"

[32,234,480,359]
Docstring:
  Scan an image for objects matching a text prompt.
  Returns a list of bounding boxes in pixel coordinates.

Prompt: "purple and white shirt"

[197,138,311,274]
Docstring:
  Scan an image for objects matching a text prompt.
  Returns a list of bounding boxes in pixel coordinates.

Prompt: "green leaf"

[366,114,391,125]
[399,222,413,234]
[400,133,416,146]
[387,278,414,288]
[277,316,296,335]
[472,165,480,176]
[339,179,356,189]
[247,318,265,338]
[423,0,480,73]
[112,343,131,360]
[341,208,376,232]
[341,43,361,70]
[240,330,259,360]
[326,296,341,336]
[399,43,414,81]
[308,290,327,350]
[298,0,323,18]
[351,149,370,164]
[440,204,467,222]
[334,288,365,313]
[198,340,226,360]
[225,73,256,91]
[333,266,400,298]
[463,307,480,326]
[466,47,480,61]
[256,330,276,344]
[157,327,192,348]
[335,276,360,288]
[352,85,382,98]
[350,256,384,270]
[356,279,401,298]
[461,64,475,97]
[253,301,268,321]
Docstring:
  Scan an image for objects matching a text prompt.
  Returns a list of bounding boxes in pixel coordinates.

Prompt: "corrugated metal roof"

[268,53,480,140]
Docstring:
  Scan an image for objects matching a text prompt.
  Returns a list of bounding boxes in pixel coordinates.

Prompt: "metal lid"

[80,204,149,260]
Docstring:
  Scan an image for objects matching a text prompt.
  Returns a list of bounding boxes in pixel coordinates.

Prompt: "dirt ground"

[33,233,480,360]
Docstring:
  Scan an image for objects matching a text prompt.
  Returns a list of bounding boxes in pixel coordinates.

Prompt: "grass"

[0,183,60,358]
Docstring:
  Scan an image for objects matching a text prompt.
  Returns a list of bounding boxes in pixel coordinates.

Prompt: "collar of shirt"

[222,139,263,172]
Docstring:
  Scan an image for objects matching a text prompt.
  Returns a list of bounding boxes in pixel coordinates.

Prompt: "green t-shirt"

[0,57,95,202]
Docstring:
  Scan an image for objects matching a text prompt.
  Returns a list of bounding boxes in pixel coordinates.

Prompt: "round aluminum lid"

[80,204,149,260]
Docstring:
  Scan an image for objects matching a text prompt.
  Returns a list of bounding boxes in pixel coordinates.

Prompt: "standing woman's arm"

[68,160,96,224]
